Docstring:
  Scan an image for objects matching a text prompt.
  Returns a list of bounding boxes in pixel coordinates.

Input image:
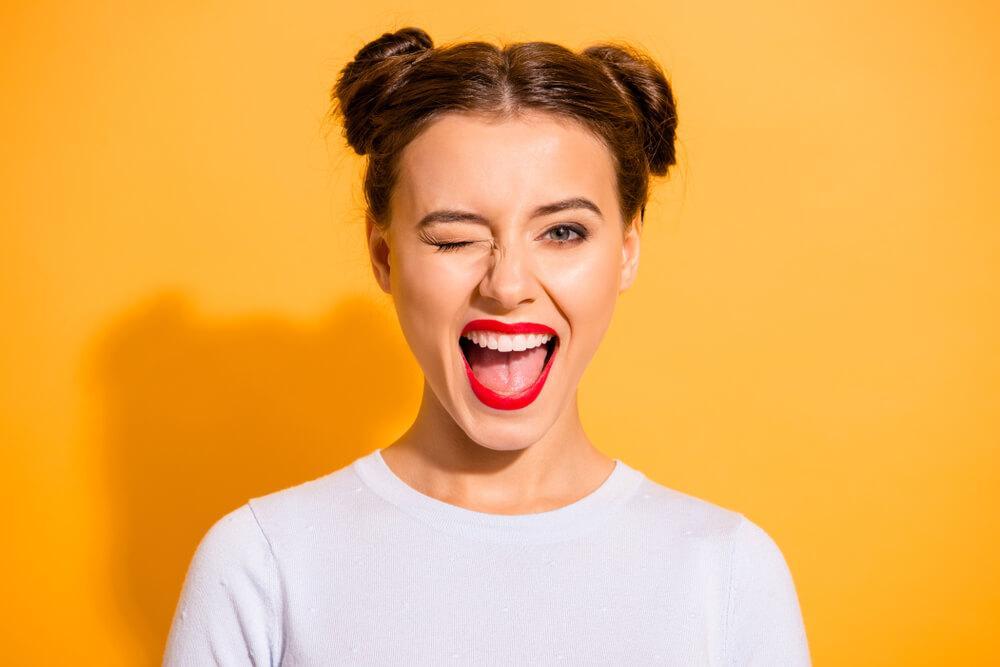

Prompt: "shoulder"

[626,473,745,542]
[165,462,364,664]
[243,458,367,549]
[725,513,812,664]
[625,474,804,601]
[628,474,794,556]
[728,511,795,580]
[627,475,810,662]
[630,474,800,588]
[725,510,803,611]
[183,503,275,581]
[164,503,284,664]
[723,511,811,664]
[182,458,363,576]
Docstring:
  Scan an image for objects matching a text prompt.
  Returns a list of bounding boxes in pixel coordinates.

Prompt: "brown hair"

[330,27,677,228]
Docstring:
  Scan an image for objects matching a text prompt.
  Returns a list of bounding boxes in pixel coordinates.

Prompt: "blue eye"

[545,224,588,244]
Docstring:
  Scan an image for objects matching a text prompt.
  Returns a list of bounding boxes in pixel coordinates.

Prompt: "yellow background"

[2,1,997,664]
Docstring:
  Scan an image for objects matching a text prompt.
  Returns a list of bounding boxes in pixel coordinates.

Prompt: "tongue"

[467,345,547,395]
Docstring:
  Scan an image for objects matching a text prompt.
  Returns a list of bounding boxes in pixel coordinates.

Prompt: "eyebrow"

[416,197,604,227]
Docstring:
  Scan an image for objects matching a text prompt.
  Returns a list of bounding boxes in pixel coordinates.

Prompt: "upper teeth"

[463,331,553,352]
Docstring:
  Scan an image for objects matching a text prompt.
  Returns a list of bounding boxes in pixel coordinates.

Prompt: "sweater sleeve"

[163,503,283,666]
[725,514,811,666]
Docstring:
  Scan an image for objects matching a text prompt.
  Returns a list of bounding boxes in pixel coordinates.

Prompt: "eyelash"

[426,224,589,254]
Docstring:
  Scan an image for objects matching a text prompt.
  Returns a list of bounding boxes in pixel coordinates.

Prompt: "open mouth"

[458,332,559,410]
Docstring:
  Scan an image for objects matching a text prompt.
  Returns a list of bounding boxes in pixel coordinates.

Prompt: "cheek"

[391,251,478,357]
[394,251,481,308]
[543,244,621,343]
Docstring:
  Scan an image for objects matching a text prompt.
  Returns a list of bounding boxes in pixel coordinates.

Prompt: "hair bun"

[353,26,433,62]
[333,27,434,155]
[583,44,677,176]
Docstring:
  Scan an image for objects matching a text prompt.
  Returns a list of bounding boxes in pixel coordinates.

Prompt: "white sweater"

[164,449,811,665]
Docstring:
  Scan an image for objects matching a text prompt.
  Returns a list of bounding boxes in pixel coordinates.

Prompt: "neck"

[381,379,614,514]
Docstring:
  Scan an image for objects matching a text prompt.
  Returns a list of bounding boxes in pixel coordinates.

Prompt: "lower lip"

[461,340,559,411]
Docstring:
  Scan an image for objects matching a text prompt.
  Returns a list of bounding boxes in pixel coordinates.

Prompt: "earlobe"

[366,216,392,294]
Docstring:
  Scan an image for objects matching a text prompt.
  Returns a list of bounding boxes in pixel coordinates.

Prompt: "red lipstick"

[459,319,559,411]
[460,319,557,337]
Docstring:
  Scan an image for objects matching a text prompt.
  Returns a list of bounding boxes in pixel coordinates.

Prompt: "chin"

[464,425,545,453]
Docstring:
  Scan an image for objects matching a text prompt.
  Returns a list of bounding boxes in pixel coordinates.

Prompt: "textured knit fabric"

[163,449,811,666]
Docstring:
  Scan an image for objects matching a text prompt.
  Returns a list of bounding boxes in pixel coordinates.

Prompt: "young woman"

[165,27,811,665]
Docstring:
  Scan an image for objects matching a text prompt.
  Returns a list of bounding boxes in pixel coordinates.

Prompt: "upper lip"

[461,319,558,337]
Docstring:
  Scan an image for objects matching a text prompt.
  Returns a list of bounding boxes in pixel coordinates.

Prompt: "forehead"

[391,111,618,223]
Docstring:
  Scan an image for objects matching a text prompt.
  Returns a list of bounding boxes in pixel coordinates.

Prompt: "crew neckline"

[352,448,646,545]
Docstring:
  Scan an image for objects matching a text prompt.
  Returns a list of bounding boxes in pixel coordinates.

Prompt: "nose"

[477,240,537,310]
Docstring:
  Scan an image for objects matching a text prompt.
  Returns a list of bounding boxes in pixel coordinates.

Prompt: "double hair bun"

[332,26,676,179]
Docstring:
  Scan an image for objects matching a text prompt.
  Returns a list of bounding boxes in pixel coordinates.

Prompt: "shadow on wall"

[87,291,419,664]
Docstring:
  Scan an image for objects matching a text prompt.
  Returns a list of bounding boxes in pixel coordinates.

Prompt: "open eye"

[543,224,588,245]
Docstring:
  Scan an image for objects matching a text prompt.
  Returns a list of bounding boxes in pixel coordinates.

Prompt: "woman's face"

[368,110,641,452]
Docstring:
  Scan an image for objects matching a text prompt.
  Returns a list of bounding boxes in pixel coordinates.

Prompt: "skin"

[368,109,642,514]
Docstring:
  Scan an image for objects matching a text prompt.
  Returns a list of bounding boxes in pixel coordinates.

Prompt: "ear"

[366,214,392,294]
[618,212,642,294]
